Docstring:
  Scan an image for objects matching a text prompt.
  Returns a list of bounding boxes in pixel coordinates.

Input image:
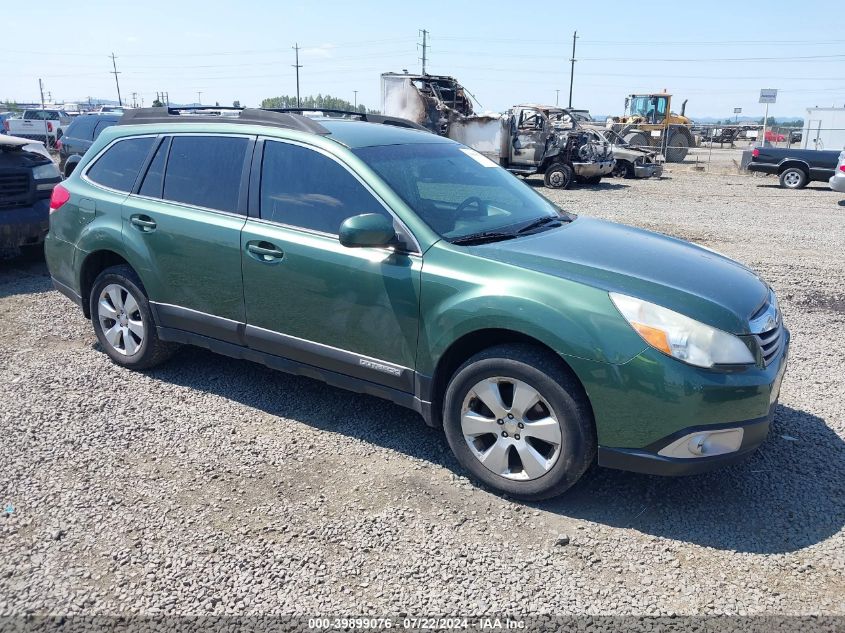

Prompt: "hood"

[470,217,768,334]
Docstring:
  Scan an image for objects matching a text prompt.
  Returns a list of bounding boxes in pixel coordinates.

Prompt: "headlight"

[33,162,60,180]
[610,292,755,368]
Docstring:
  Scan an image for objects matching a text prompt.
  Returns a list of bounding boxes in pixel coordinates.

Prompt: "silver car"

[829,150,845,193]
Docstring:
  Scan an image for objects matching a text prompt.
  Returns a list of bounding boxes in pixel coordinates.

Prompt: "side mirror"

[339,213,397,248]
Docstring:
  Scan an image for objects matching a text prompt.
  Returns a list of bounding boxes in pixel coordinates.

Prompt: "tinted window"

[67,116,98,141]
[87,137,154,192]
[163,136,248,213]
[260,141,389,234]
[93,118,118,138]
[139,138,169,198]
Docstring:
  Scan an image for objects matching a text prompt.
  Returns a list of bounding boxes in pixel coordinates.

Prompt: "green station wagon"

[45,108,789,499]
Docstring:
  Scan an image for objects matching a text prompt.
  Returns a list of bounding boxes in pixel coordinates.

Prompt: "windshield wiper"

[450,231,518,246]
[516,215,563,234]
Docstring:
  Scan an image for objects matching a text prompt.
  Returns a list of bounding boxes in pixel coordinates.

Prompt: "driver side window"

[259,140,392,235]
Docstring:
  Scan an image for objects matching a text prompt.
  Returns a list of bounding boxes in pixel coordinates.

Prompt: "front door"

[121,134,253,343]
[510,107,548,165]
[241,139,421,391]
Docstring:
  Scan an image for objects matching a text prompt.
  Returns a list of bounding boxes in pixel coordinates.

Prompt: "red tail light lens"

[752,148,760,158]
[47,122,53,133]
[54,139,63,150]
[49,184,70,214]
[840,165,845,173]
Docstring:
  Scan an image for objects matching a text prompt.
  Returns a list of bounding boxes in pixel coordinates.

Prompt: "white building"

[802,107,845,150]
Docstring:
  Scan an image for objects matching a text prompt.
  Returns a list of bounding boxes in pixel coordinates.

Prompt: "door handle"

[247,242,284,262]
[130,215,157,232]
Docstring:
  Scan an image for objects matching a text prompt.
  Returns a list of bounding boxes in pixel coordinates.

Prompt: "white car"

[830,150,845,193]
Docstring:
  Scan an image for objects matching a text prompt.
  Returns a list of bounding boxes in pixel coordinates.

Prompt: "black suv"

[57,113,121,177]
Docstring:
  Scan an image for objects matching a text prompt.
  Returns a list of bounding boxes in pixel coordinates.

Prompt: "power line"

[292,43,302,107]
[110,52,122,106]
[419,29,428,74]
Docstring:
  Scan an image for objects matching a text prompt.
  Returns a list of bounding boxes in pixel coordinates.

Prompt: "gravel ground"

[1,169,843,618]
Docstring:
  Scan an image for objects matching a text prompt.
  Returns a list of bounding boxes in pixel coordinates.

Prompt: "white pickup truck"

[3,109,71,146]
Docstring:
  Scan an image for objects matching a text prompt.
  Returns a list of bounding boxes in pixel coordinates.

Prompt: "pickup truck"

[747,146,842,189]
[3,109,71,146]
[0,135,62,253]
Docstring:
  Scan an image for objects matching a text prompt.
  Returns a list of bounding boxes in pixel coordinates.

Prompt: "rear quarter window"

[86,137,155,192]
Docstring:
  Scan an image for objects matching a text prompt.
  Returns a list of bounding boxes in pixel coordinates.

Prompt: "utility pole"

[353,90,358,109]
[110,52,123,106]
[419,29,429,75]
[556,89,560,106]
[165,92,169,106]
[197,91,202,105]
[131,92,138,108]
[292,43,302,107]
[38,79,46,108]
[568,31,577,108]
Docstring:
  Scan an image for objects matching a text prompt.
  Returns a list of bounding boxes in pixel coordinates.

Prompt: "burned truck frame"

[380,73,613,189]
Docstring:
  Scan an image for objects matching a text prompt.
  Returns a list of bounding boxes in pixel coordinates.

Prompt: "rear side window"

[86,137,155,192]
[162,136,248,213]
[93,119,118,138]
[139,138,169,198]
[66,116,98,141]
[260,140,390,234]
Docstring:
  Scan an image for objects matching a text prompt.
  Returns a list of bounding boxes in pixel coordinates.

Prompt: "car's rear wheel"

[442,344,595,500]
[612,160,633,178]
[779,167,808,189]
[90,265,174,370]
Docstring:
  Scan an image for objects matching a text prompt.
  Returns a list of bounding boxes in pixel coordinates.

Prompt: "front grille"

[0,172,32,209]
[755,325,783,365]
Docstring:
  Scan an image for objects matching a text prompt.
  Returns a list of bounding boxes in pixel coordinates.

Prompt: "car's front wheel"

[90,265,174,370]
[442,344,595,500]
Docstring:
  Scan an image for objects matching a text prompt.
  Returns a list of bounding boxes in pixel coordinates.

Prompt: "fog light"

[658,428,744,459]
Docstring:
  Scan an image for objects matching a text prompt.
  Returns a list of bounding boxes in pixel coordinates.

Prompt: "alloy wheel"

[783,171,801,187]
[460,377,562,481]
[97,283,145,356]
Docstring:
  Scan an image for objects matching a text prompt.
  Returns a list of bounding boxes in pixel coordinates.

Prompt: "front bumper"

[829,173,845,193]
[573,160,614,177]
[634,162,664,178]
[568,327,790,476]
[598,412,773,475]
[0,199,50,250]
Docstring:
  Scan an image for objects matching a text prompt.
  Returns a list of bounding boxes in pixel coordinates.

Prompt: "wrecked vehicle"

[588,128,664,179]
[380,74,613,189]
[381,72,474,135]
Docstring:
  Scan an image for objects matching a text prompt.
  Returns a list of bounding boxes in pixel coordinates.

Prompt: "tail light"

[752,148,760,158]
[840,165,845,173]
[54,138,63,151]
[47,122,53,133]
[49,184,70,214]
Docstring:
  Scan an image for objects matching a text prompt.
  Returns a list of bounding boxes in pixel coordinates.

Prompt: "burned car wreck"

[381,73,613,189]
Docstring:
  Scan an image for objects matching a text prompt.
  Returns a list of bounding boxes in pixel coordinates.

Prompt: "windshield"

[353,143,568,241]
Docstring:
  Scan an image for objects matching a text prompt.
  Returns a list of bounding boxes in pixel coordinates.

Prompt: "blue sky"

[2,0,844,119]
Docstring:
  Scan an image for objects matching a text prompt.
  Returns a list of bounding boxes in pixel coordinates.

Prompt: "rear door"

[121,133,253,342]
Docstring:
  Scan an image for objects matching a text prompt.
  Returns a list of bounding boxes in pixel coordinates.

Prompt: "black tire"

[665,129,691,163]
[442,344,596,501]
[543,162,573,189]
[89,265,175,370]
[779,167,808,189]
[612,160,633,178]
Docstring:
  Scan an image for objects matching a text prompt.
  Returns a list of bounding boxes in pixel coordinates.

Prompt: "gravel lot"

[1,167,843,618]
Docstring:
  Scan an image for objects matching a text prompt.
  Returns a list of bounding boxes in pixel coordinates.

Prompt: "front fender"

[417,244,647,376]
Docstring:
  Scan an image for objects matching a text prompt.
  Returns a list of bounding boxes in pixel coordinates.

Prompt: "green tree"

[151,99,164,108]
[260,94,378,114]
[233,100,241,108]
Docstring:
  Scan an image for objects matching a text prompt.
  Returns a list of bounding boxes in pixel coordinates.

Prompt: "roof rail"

[266,108,431,133]
[117,107,329,134]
